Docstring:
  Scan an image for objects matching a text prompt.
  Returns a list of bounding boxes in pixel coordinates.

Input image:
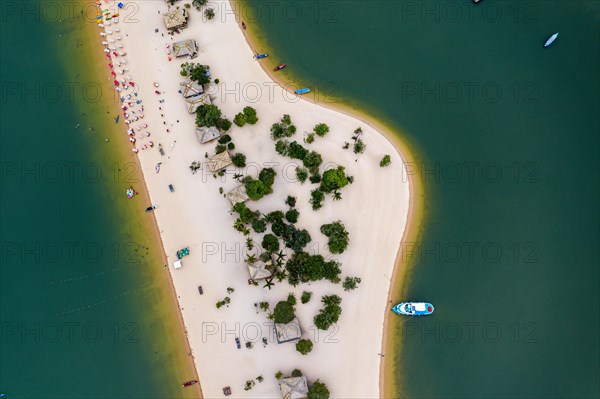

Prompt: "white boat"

[392,302,434,316]
[544,32,559,48]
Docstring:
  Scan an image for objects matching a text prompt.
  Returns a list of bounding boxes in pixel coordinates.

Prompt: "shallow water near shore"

[0,3,197,398]
[243,0,600,397]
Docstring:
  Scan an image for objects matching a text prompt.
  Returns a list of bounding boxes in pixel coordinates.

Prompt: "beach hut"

[206,151,232,173]
[274,317,302,344]
[163,7,189,31]
[180,79,204,99]
[226,185,249,206]
[186,93,212,114]
[173,39,199,58]
[247,255,273,281]
[195,126,221,144]
[278,376,308,399]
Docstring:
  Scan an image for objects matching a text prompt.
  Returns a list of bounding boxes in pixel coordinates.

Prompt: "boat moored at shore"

[392,302,434,316]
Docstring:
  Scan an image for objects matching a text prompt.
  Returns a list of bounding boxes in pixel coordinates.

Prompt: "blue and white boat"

[256,53,268,59]
[295,88,310,95]
[544,32,559,48]
[392,302,434,316]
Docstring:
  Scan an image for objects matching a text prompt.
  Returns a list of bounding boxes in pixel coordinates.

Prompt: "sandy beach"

[93,1,412,397]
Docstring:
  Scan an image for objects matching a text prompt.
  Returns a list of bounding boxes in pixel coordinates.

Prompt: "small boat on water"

[392,302,434,316]
[544,32,559,47]
[256,53,268,59]
[274,64,286,71]
[182,380,198,388]
[295,88,310,95]
[145,205,157,213]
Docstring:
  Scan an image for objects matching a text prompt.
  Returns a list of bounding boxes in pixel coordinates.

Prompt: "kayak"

[295,88,310,95]
[256,53,268,59]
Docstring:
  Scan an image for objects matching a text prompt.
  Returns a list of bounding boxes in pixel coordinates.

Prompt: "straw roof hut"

[180,79,204,98]
[279,376,308,399]
[207,151,232,173]
[195,126,221,144]
[186,93,212,114]
[163,7,189,31]
[226,185,249,206]
[274,317,302,344]
[173,39,198,58]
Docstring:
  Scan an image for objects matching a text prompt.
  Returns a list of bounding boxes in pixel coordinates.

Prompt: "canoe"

[544,32,559,48]
[256,53,268,59]
[295,88,310,95]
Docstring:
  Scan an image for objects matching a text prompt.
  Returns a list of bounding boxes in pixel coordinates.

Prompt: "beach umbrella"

[118,2,123,8]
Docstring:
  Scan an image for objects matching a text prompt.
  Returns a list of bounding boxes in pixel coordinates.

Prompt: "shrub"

[265,211,284,223]
[320,166,348,192]
[287,293,297,306]
[380,155,391,167]
[301,291,312,304]
[245,179,268,201]
[262,234,280,253]
[291,369,303,377]
[285,209,300,223]
[286,253,328,285]
[218,134,231,144]
[258,167,277,186]
[353,139,366,154]
[309,173,321,184]
[273,300,295,324]
[305,133,315,144]
[314,123,330,137]
[233,203,259,224]
[284,227,311,253]
[296,167,309,184]
[271,219,286,237]
[310,189,325,210]
[320,221,349,254]
[275,371,283,380]
[296,339,313,355]
[343,276,362,291]
[231,153,246,168]
[204,7,215,20]
[323,260,341,283]
[218,118,232,132]
[181,62,211,85]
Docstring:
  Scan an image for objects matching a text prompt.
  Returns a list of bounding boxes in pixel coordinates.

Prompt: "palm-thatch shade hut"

[279,376,308,399]
[186,93,212,114]
[173,39,198,58]
[274,317,302,343]
[207,151,232,173]
[196,126,221,144]
[180,79,204,98]
[226,185,249,206]
[163,7,189,31]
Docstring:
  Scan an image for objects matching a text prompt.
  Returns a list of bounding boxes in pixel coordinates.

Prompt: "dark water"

[0,3,195,398]
[245,0,600,397]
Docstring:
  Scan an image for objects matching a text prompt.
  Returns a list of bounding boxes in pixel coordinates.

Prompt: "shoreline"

[230,2,425,397]
[77,2,202,397]
[92,1,419,397]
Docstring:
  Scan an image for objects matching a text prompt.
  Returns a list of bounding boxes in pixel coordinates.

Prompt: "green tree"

[285,209,300,223]
[251,218,267,233]
[310,189,325,210]
[243,106,258,124]
[305,133,315,144]
[265,211,284,223]
[270,114,296,140]
[195,104,222,127]
[320,221,350,254]
[245,179,268,201]
[204,7,215,19]
[301,291,312,304]
[273,300,295,324]
[192,0,207,10]
[288,141,308,160]
[262,234,280,253]
[233,112,246,127]
[218,118,232,132]
[353,139,366,154]
[296,339,313,355]
[380,155,391,167]
[258,168,276,186]
[275,140,289,156]
[308,381,330,399]
[285,196,297,207]
[296,167,309,184]
[314,123,330,137]
[320,166,348,192]
[231,153,247,168]
[343,276,362,291]
[313,295,342,330]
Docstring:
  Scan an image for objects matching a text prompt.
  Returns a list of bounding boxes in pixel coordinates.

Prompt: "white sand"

[95,1,410,397]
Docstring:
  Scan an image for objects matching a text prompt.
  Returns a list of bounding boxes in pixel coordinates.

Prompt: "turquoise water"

[0,3,194,398]
[246,0,599,397]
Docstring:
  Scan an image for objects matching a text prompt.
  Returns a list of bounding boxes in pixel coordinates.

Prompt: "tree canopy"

[307,381,330,399]
[320,166,348,193]
[320,221,350,254]
[273,299,295,324]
